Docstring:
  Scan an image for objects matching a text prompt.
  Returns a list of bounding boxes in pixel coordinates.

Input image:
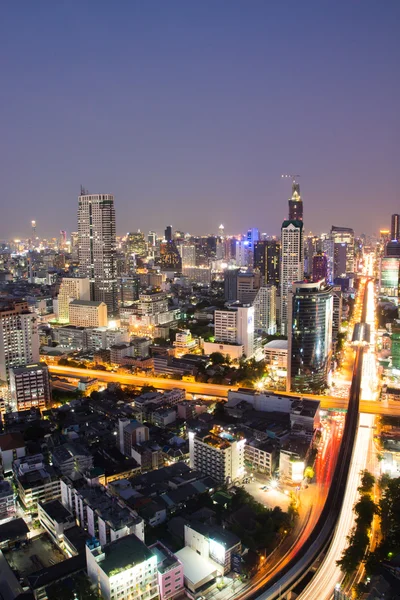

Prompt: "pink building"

[150,541,184,600]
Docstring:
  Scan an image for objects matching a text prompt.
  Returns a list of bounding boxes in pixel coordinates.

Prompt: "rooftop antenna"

[80,185,89,196]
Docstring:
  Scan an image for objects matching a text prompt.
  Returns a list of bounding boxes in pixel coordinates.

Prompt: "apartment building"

[68,300,107,328]
[189,426,246,484]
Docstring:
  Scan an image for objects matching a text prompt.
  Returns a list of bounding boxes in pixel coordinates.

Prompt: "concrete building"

[86,534,159,600]
[13,453,61,509]
[331,226,355,275]
[9,363,51,411]
[244,440,277,476]
[78,192,118,316]
[53,325,88,349]
[0,432,26,475]
[68,299,108,328]
[280,220,304,335]
[118,419,150,457]
[211,304,254,358]
[38,499,75,546]
[61,479,144,546]
[0,301,40,382]
[254,285,277,334]
[189,426,246,484]
[264,339,288,369]
[57,277,90,323]
[237,272,261,304]
[0,479,15,521]
[150,541,184,600]
[184,521,241,575]
[51,442,93,480]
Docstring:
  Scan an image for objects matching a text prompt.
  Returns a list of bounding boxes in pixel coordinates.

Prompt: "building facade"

[68,300,108,328]
[78,192,118,316]
[0,301,40,382]
[280,221,304,335]
[287,280,333,393]
[57,277,91,323]
[9,363,51,411]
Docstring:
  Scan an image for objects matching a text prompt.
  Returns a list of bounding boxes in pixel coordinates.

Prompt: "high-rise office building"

[237,272,261,304]
[331,226,354,275]
[0,301,40,382]
[288,179,303,222]
[164,225,172,242]
[253,240,280,287]
[119,276,140,306]
[148,231,157,247]
[178,244,196,267]
[57,277,91,323]
[391,214,400,242]
[254,285,277,334]
[78,191,117,316]
[126,231,147,257]
[312,253,328,282]
[380,257,400,304]
[224,268,240,302]
[287,280,333,393]
[280,220,304,335]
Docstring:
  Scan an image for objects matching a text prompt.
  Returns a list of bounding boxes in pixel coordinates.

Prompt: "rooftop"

[0,432,25,452]
[69,299,105,307]
[38,499,73,523]
[96,534,155,577]
[264,339,288,350]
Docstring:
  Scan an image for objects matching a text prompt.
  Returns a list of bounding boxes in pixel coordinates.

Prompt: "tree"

[209,352,226,366]
[358,470,375,494]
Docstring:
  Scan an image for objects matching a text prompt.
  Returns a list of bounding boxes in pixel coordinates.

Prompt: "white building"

[254,285,277,334]
[280,220,304,335]
[57,277,90,323]
[0,301,40,382]
[184,522,241,575]
[208,305,254,359]
[78,192,118,316]
[264,339,288,369]
[179,244,196,267]
[68,300,108,328]
[87,534,159,600]
[189,426,246,484]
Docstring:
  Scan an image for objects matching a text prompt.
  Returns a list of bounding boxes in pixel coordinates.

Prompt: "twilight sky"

[0,1,399,240]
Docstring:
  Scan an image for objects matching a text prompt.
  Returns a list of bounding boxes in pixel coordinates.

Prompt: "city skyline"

[1,1,399,239]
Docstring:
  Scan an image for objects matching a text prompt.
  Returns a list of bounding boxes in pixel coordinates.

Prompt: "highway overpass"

[48,364,400,416]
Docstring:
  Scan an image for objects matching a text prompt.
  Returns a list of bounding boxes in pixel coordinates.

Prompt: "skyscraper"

[331,226,355,275]
[253,240,280,287]
[312,253,328,282]
[287,280,333,393]
[391,214,400,242]
[164,225,172,242]
[280,220,304,335]
[254,285,277,335]
[78,191,117,316]
[288,179,303,222]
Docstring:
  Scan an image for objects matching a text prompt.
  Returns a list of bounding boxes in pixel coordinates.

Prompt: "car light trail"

[296,413,374,600]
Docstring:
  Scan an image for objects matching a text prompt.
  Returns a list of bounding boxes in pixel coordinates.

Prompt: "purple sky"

[1,1,399,240]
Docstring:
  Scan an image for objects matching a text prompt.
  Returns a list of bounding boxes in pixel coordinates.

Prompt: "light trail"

[297,412,375,600]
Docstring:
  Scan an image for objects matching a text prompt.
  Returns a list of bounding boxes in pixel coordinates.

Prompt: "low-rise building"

[61,478,144,546]
[38,499,75,546]
[244,440,277,476]
[0,432,26,475]
[51,442,93,480]
[150,541,184,600]
[0,479,15,521]
[184,521,241,575]
[264,339,288,369]
[14,454,61,509]
[86,534,159,600]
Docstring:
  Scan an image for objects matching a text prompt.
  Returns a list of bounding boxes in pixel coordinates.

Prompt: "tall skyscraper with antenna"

[288,178,303,221]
